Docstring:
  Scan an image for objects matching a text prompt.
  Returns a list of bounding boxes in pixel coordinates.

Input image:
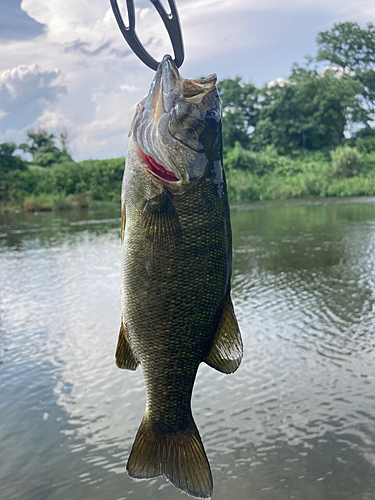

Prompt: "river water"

[1,197,375,500]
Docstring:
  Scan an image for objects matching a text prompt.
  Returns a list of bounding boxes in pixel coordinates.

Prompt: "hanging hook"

[110,0,184,70]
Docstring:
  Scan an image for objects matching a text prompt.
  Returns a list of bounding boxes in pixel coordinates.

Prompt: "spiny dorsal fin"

[127,415,213,499]
[141,189,182,246]
[115,322,139,371]
[205,295,243,374]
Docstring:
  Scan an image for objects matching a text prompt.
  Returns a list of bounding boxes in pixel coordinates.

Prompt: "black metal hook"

[110,0,184,70]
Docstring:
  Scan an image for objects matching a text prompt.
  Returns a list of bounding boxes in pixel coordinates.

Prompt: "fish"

[116,54,243,499]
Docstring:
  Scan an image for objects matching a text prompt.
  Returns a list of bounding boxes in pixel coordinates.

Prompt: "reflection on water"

[1,199,375,500]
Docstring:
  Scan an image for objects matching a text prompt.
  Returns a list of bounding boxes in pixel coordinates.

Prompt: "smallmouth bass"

[116,55,243,499]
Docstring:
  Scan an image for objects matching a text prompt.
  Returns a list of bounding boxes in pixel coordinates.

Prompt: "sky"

[1,0,375,161]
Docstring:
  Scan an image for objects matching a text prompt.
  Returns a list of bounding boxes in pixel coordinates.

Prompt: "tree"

[218,23,375,155]
[316,22,375,72]
[316,22,375,115]
[0,142,26,173]
[250,63,366,153]
[20,128,73,167]
[217,77,258,152]
[59,129,69,153]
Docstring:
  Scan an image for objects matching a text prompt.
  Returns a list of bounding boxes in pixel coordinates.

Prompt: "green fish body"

[116,55,242,499]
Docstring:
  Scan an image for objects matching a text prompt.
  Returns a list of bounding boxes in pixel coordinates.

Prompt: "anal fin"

[115,322,139,371]
[205,295,243,374]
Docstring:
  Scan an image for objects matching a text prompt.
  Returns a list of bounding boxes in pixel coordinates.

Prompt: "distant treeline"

[2,21,375,211]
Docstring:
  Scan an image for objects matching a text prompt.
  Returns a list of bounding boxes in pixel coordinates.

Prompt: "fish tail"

[127,415,213,499]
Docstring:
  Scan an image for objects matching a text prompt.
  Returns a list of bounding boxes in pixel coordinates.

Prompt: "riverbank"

[2,145,375,213]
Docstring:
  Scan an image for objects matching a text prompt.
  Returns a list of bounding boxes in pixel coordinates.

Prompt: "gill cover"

[131,55,222,183]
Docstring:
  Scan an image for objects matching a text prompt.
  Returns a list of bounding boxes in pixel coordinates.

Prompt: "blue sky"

[1,0,374,160]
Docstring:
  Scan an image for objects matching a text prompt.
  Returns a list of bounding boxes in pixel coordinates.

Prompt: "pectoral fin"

[205,296,243,374]
[141,189,182,246]
[115,322,139,370]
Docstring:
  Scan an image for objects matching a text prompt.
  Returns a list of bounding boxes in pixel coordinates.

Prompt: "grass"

[2,146,375,212]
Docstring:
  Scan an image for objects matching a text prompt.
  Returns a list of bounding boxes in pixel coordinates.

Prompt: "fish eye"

[204,109,221,128]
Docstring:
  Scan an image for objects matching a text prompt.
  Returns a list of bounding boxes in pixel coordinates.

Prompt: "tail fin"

[127,416,213,499]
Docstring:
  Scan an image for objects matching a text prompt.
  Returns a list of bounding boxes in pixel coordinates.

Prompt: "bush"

[66,193,90,209]
[326,177,375,197]
[50,161,82,195]
[224,143,278,176]
[80,157,124,201]
[361,152,375,176]
[24,195,53,212]
[355,136,375,155]
[226,170,262,201]
[330,146,362,178]
[23,193,90,212]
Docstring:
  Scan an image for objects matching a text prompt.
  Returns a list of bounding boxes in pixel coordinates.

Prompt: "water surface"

[1,198,375,500]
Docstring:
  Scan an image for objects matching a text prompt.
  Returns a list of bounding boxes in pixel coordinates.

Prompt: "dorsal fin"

[205,296,243,374]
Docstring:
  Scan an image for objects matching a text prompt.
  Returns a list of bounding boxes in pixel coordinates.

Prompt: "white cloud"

[0,109,9,121]
[120,83,141,92]
[1,0,375,160]
[21,0,110,42]
[0,64,66,130]
[36,109,73,130]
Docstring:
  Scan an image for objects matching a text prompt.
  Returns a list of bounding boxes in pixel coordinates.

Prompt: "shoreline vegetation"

[2,143,375,214]
[2,22,375,212]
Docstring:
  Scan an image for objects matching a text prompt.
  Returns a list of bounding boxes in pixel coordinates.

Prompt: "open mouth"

[145,155,179,183]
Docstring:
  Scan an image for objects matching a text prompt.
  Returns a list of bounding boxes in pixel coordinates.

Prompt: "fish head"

[130,54,222,188]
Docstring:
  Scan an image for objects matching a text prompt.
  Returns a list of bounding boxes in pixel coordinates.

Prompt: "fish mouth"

[132,55,218,183]
[137,146,180,184]
[145,154,180,183]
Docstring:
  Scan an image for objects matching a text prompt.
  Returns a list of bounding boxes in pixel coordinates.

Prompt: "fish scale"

[116,55,242,499]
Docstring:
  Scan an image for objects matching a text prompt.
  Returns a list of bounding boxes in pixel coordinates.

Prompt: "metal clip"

[110,0,184,70]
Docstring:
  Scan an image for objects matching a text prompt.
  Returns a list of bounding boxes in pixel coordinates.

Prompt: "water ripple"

[1,202,375,500]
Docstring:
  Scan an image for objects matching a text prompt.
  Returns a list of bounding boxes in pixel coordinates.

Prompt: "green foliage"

[330,146,362,178]
[0,142,26,173]
[223,143,375,202]
[22,193,90,212]
[224,143,277,176]
[0,146,125,208]
[225,170,263,201]
[355,136,375,154]
[360,152,375,176]
[5,17,375,211]
[226,163,331,202]
[79,158,124,203]
[20,128,72,168]
[316,22,375,117]
[252,64,365,153]
[0,168,38,205]
[217,77,257,153]
[316,22,375,72]
[218,67,367,154]
[216,22,375,155]
[326,177,375,197]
